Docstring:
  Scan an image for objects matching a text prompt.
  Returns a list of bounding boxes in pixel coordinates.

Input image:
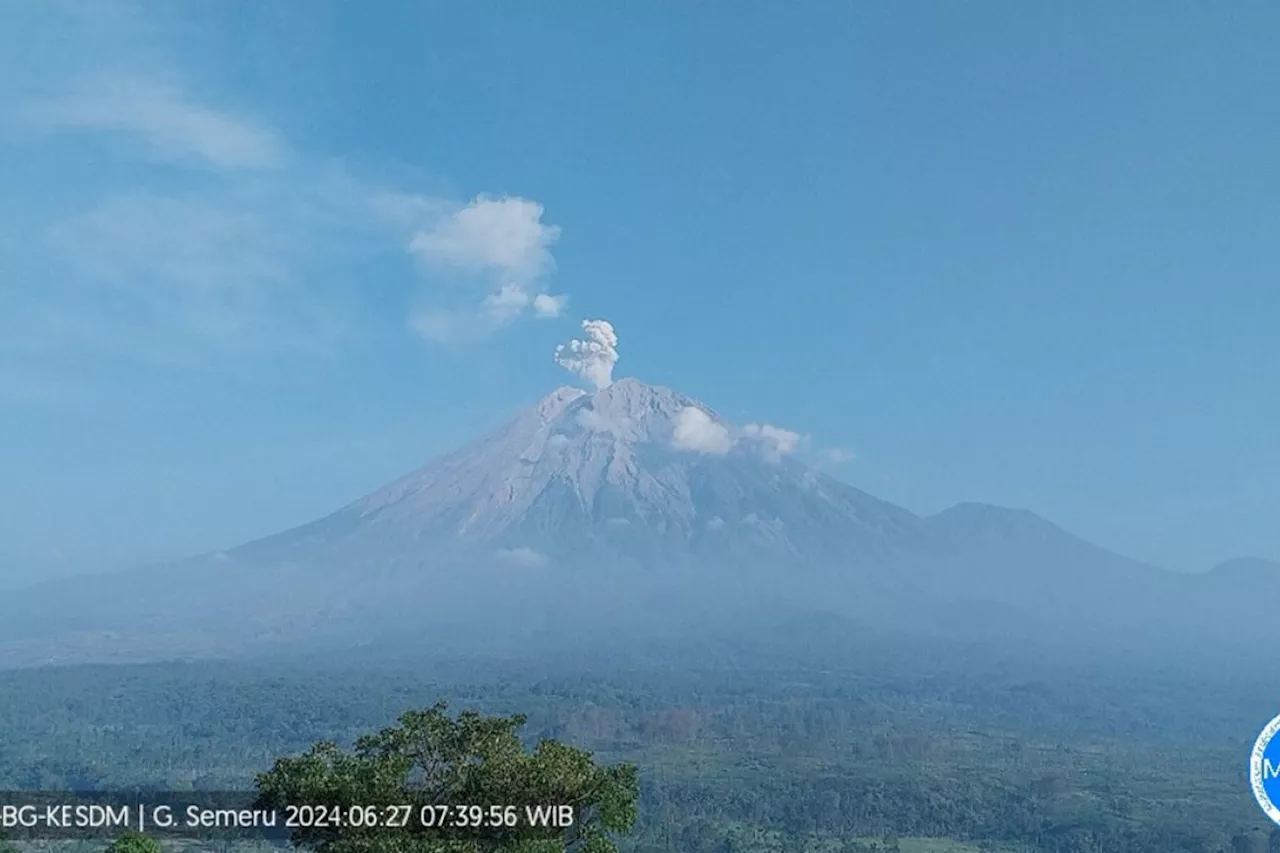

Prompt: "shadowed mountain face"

[0,379,1271,667]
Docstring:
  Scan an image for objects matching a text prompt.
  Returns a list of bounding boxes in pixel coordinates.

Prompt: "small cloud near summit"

[742,423,802,460]
[554,319,619,390]
[670,410,803,462]
[672,407,733,455]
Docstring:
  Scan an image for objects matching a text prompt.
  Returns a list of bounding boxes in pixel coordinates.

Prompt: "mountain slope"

[0,379,1266,667]
[240,378,924,569]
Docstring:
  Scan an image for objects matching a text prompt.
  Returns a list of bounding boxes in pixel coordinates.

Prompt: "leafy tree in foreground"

[255,702,637,853]
[104,830,162,853]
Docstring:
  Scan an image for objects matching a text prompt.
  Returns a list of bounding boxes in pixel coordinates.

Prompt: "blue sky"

[1,1,1276,582]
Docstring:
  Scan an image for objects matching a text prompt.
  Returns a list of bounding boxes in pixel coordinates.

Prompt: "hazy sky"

[1,1,1276,581]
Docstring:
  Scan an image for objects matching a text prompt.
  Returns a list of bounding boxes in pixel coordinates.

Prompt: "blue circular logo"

[1251,714,1280,826]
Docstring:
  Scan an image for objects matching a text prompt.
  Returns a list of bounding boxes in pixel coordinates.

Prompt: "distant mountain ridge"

[0,378,1271,667]
[1209,556,1280,578]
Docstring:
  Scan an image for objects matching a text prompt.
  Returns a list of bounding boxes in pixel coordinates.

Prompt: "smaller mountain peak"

[1209,556,1280,577]
[933,502,1041,521]
[928,502,1063,538]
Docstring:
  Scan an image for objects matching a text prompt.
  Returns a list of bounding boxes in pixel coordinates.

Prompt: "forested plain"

[0,631,1277,853]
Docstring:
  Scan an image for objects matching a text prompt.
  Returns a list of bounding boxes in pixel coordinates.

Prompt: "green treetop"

[104,831,162,853]
[254,702,638,853]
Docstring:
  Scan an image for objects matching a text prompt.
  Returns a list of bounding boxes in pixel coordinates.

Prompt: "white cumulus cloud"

[410,194,557,277]
[742,423,803,461]
[532,292,568,318]
[555,319,619,390]
[672,406,733,455]
[5,10,580,371]
[5,10,577,369]
[406,195,566,336]
[481,282,535,324]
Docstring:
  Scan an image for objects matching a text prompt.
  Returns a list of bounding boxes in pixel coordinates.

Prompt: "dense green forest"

[0,646,1277,853]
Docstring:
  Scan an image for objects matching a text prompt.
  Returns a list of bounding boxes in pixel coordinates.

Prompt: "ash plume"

[554,319,618,389]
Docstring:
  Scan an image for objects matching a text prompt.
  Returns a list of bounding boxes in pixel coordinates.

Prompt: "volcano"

[0,379,1274,667]
[242,379,925,575]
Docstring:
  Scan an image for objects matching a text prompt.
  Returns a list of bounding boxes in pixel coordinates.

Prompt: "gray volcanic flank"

[0,379,1270,667]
